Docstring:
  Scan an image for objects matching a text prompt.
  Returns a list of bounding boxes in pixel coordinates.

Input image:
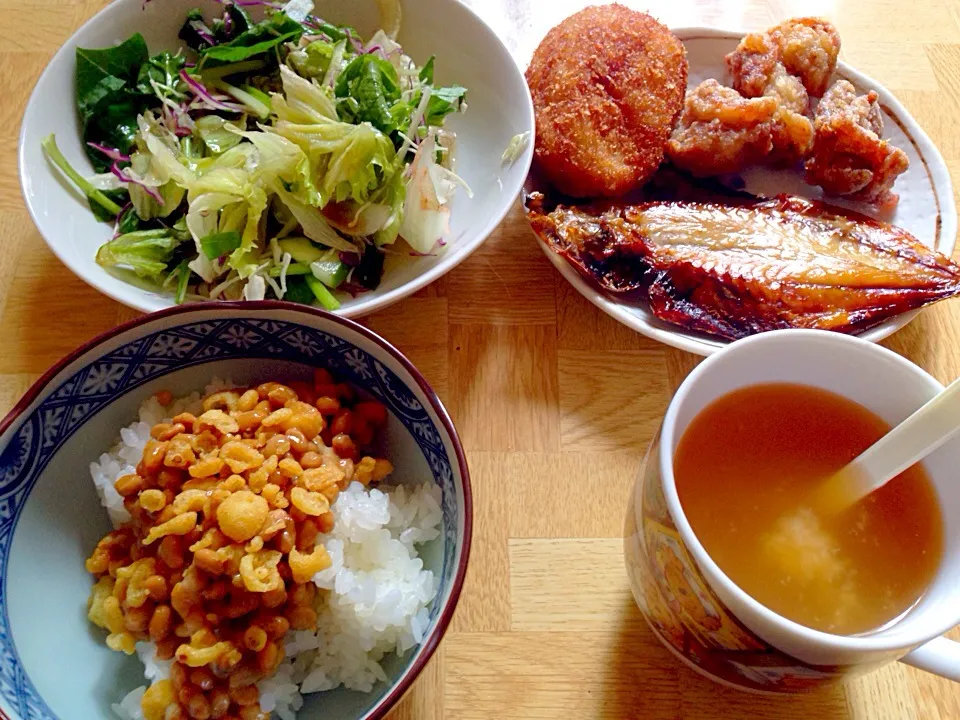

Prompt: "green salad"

[43,0,470,308]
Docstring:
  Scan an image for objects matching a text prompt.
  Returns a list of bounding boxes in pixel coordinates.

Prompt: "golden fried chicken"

[764,66,815,163]
[525,4,688,197]
[726,31,780,98]
[666,80,778,176]
[804,79,909,206]
[776,18,842,97]
[726,17,841,100]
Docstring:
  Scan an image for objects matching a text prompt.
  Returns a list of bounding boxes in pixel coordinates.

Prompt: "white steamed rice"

[91,382,442,720]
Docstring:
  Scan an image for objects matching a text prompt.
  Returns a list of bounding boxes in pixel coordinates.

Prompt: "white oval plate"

[19,0,534,316]
[533,27,957,356]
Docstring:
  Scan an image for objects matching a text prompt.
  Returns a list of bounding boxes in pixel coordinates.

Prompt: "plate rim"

[532,25,958,357]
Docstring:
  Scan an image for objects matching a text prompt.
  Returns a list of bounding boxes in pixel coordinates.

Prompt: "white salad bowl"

[18,0,534,315]
[0,302,472,720]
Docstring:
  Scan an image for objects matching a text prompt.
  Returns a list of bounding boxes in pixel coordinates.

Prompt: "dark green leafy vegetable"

[174,260,191,304]
[179,9,215,52]
[418,56,435,85]
[95,229,184,279]
[117,204,142,234]
[212,4,252,43]
[41,134,124,219]
[136,52,187,97]
[283,275,317,304]
[200,230,242,259]
[75,34,152,170]
[313,22,354,43]
[424,85,467,127]
[335,55,401,134]
[199,12,304,66]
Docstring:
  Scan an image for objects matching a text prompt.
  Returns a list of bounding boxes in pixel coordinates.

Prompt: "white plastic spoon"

[812,375,960,514]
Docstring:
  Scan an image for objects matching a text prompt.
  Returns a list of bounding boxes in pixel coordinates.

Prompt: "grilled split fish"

[528,193,960,340]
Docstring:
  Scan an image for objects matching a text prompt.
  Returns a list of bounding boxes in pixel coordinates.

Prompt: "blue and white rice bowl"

[0,302,471,720]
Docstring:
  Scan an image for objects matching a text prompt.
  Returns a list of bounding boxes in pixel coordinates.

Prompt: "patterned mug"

[624,329,960,693]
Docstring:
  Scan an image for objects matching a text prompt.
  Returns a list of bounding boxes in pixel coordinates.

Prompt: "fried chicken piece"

[666,80,778,176]
[776,18,842,98]
[764,66,815,163]
[525,4,688,197]
[726,31,780,98]
[726,17,841,100]
[804,79,909,206]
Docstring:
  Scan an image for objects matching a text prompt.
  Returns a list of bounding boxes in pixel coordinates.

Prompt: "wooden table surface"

[3,0,960,717]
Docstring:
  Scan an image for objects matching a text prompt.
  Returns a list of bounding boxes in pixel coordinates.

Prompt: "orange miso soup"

[674,383,943,635]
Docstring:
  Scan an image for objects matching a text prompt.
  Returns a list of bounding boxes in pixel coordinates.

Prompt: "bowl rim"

[17,0,535,318]
[0,300,473,720]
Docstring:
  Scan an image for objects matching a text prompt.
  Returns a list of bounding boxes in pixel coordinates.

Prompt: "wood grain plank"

[0,374,39,416]
[919,47,960,162]
[450,451,512,633]
[555,280,665,352]
[558,348,669,452]
[449,324,559,452]
[362,297,451,398]
[509,538,644,633]
[507,451,641,538]
[840,42,938,91]
[445,205,558,325]
[0,245,125,371]
[444,629,681,720]
[678,670,849,719]
[362,297,450,349]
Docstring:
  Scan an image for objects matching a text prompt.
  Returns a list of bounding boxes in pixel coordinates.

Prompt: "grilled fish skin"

[528,193,960,340]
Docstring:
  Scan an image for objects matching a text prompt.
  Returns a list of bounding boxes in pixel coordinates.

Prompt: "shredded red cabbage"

[338,250,361,266]
[110,163,164,204]
[342,27,364,53]
[87,142,131,163]
[189,20,217,46]
[112,202,133,239]
[180,69,245,113]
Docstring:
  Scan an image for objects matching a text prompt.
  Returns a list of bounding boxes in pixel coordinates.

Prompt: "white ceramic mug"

[623,329,960,693]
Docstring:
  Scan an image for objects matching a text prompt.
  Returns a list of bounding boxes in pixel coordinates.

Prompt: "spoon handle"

[818,376,960,511]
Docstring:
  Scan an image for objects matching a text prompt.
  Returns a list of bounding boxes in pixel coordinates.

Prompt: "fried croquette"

[526,4,688,197]
[804,79,909,206]
[666,80,779,176]
[726,17,841,100]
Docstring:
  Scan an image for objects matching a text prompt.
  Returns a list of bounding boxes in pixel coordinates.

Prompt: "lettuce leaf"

[371,166,406,246]
[288,40,337,80]
[95,229,184,279]
[272,65,338,123]
[424,85,467,127]
[334,54,401,134]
